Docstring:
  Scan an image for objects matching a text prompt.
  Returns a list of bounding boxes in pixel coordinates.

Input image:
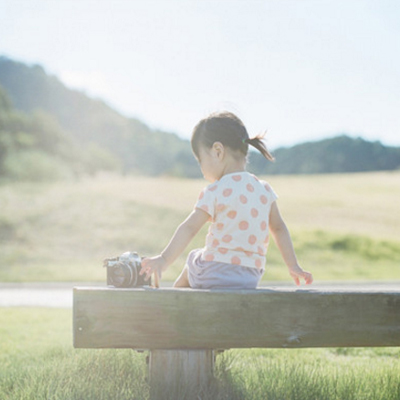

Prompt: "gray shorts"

[186,249,264,289]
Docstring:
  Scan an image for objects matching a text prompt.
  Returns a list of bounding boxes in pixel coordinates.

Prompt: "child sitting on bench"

[140,112,313,288]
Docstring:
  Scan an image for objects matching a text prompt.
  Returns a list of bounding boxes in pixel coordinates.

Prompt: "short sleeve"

[260,180,278,203]
[195,184,217,219]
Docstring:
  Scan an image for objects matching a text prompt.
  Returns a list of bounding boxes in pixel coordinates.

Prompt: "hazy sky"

[1,0,400,148]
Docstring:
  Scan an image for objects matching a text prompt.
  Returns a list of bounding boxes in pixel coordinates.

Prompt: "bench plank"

[73,287,400,349]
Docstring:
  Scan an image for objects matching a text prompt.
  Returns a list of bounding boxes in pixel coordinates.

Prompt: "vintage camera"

[103,251,151,288]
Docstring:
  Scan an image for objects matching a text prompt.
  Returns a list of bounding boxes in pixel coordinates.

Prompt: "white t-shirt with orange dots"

[195,171,278,270]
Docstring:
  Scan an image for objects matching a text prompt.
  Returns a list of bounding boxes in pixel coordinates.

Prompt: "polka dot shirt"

[195,172,278,270]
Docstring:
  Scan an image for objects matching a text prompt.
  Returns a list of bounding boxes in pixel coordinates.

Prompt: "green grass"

[265,230,400,281]
[1,308,399,399]
[0,172,399,283]
[225,348,400,400]
[1,173,399,399]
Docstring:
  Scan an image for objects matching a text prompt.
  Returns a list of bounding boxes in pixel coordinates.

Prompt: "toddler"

[141,112,313,288]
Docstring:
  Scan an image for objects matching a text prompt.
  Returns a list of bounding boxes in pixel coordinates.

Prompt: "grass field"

[0,171,399,283]
[0,308,399,400]
[1,173,399,399]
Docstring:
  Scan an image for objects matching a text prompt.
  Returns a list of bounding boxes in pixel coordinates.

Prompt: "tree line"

[249,135,400,175]
[0,56,399,182]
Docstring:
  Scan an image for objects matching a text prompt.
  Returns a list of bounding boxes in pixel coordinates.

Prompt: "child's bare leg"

[173,266,190,287]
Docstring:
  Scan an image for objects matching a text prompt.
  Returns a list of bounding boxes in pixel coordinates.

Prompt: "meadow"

[0,171,399,283]
[1,172,399,399]
[0,308,399,399]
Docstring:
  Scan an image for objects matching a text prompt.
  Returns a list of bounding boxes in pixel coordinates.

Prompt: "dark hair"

[191,111,274,162]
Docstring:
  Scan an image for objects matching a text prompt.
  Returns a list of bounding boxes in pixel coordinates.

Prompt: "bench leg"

[149,349,214,398]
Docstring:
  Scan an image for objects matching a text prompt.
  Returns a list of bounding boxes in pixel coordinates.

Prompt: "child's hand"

[140,255,168,281]
[288,264,313,286]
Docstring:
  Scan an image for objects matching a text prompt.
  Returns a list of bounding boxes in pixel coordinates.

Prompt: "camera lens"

[110,262,136,288]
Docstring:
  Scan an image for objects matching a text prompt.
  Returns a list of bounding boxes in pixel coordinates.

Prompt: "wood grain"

[73,287,400,349]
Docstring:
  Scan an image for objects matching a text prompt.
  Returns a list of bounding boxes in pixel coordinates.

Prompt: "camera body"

[103,251,150,288]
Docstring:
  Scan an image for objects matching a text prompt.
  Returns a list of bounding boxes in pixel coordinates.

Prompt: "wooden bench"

[73,286,400,395]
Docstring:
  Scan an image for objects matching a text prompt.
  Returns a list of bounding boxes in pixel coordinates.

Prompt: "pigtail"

[245,134,275,162]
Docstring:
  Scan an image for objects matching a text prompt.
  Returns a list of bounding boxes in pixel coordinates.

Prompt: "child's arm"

[140,208,210,281]
[269,201,313,285]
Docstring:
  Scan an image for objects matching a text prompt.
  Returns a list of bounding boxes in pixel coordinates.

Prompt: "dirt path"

[1,281,399,308]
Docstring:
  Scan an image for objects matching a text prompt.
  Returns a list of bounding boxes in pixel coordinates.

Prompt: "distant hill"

[249,135,400,175]
[0,56,200,178]
[0,84,106,181]
[1,55,399,181]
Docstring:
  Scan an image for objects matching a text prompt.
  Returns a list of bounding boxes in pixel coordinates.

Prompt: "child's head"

[191,112,274,164]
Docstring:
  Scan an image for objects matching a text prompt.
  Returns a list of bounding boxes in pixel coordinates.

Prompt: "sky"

[1,0,400,149]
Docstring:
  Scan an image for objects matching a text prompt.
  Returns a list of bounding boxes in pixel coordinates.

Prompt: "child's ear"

[212,142,225,159]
